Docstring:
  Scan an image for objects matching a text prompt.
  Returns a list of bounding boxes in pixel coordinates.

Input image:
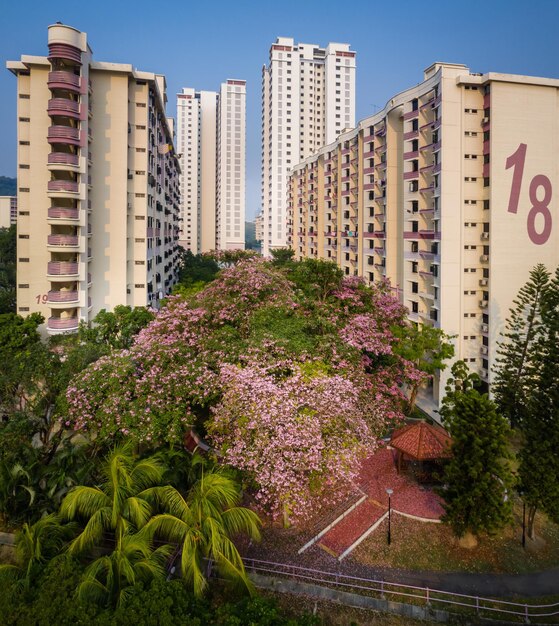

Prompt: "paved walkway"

[338,561,559,598]
[309,448,444,559]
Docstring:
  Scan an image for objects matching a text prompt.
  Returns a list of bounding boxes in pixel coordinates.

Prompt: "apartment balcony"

[403,130,419,141]
[363,182,375,191]
[47,71,81,92]
[48,42,82,64]
[420,184,435,194]
[47,316,79,332]
[48,180,79,193]
[47,234,79,247]
[404,170,419,180]
[363,150,375,158]
[47,125,81,146]
[47,290,79,305]
[374,125,386,137]
[47,261,79,277]
[419,290,435,301]
[48,207,79,221]
[47,98,81,120]
[48,152,80,167]
[403,150,419,160]
[403,109,419,121]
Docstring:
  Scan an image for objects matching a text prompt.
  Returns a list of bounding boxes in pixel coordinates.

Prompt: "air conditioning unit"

[479,300,488,308]
[481,368,488,379]
[481,346,488,355]
[481,232,490,240]
[479,278,488,286]
[480,254,489,262]
[481,117,489,124]
[481,323,489,333]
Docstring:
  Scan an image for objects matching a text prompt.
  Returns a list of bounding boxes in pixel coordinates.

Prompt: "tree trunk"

[406,383,419,415]
[527,505,537,540]
[282,503,291,529]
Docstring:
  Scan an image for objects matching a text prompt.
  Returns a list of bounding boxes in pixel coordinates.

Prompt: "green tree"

[289,258,343,303]
[439,361,513,538]
[0,225,16,314]
[270,248,295,267]
[176,249,220,287]
[393,324,454,414]
[518,266,559,538]
[0,312,44,416]
[60,445,172,608]
[0,514,73,592]
[493,264,551,427]
[142,458,261,597]
[78,305,155,350]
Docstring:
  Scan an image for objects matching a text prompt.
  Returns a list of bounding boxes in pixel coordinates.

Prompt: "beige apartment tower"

[288,62,559,413]
[261,38,356,255]
[177,79,246,253]
[7,24,181,334]
[0,196,17,228]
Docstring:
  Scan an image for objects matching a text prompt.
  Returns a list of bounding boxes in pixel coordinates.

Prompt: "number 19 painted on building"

[506,143,553,245]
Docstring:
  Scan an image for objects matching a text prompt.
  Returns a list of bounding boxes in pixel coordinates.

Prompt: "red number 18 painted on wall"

[506,143,553,245]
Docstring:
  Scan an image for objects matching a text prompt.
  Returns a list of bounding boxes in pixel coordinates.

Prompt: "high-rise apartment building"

[7,23,181,334]
[288,62,559,413]
[177,79,246,253]
[261,37,356,255]
[0,196,17,228]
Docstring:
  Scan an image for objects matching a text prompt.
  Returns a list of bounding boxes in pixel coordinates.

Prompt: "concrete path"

[338,561,559,598]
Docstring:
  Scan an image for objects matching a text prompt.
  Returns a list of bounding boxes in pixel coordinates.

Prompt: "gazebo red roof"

[390,421,452,460]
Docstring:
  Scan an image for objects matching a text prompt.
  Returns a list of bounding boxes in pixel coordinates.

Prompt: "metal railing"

[242,558,559,623]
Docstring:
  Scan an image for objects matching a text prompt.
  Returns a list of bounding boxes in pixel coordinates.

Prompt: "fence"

[243,558,559,623]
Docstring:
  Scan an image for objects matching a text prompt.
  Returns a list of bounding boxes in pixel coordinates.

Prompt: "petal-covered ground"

[312,447,444,559]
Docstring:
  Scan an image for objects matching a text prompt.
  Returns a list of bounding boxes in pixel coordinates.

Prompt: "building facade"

[177,79,246,254]
[261,37,356,256]
[7,23,181,334]
[288,62,559,412]
[0,196,17,228]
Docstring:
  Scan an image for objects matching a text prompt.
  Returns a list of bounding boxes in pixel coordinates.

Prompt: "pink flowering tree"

[208,362,380,524]
[65,259,448,522]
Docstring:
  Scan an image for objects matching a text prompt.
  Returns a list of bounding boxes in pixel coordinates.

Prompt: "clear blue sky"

[1,0,558,218]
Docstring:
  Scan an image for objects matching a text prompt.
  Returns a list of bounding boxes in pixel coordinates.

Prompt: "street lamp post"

[386,488,393,546]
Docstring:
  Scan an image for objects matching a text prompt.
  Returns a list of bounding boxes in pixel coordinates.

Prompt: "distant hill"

[0,177,16,196]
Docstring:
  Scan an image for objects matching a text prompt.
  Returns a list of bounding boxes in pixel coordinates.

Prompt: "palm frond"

[60,486,110,522]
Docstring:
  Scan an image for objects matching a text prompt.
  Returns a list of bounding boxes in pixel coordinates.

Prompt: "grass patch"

[351,500,559,575]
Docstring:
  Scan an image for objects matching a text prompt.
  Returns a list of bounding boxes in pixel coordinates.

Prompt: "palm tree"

[59,445,171,607]
[0,514,72,592]
[142,460,261,597]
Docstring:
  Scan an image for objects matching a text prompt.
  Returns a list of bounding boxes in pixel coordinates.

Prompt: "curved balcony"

[48,206,79,220]
[48,43,82,65]
[47,125,81,146]
[47,71,81,92]
[47,98,82,121]
[47,261,79,276]
[47,317,79,332]
[48,152,79,166]
[47,290,79,304]
[48,180,79,193]
[47,234,79,247]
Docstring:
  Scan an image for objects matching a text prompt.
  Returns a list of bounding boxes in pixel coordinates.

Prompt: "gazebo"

[390,421,452,476]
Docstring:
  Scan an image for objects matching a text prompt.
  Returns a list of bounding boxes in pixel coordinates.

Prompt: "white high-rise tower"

[261,37,356,255]
[177,79,246,253]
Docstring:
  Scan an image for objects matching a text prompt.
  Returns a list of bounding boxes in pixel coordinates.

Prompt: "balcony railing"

[47,261,79,275]
[47,71,81,91]
[47,125,81,145]
[47,234,79,247]
[47,317,79,331]
[48,207,79,220]
[47,43,82,64]
[48,180,79,193]
[48,290,79,303]
[48,152,79,166]
[47,98,81,118]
